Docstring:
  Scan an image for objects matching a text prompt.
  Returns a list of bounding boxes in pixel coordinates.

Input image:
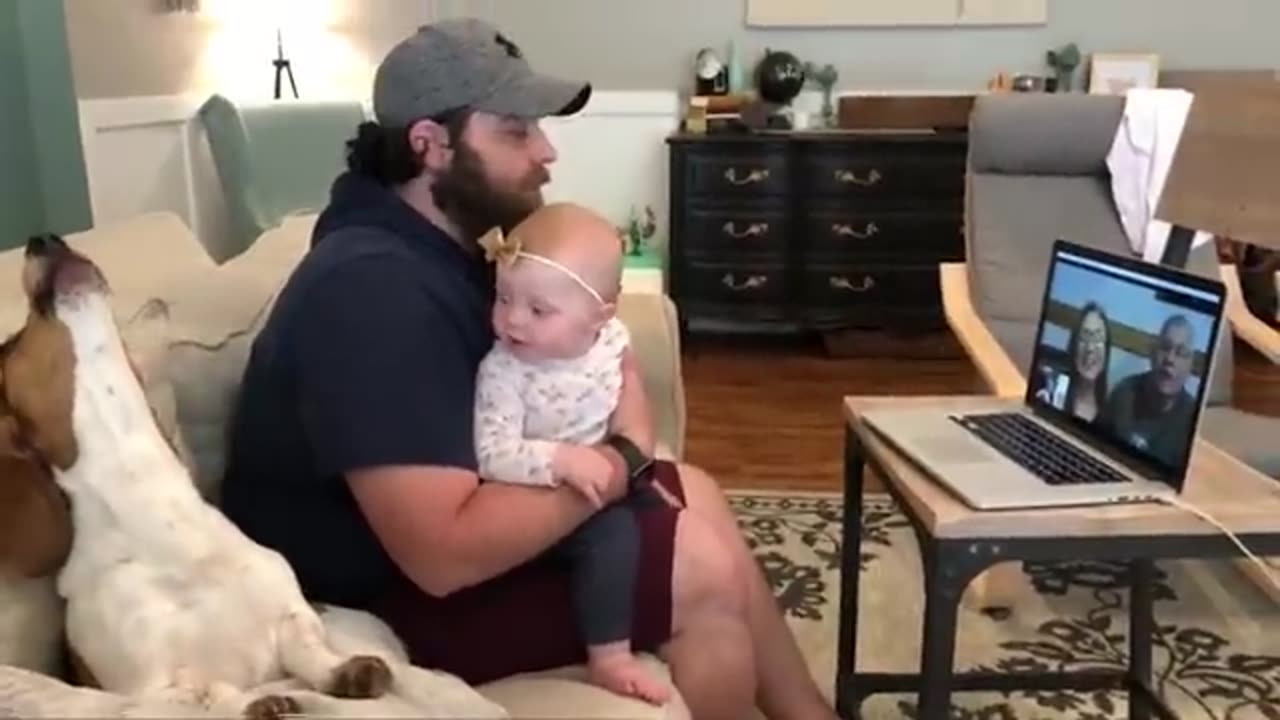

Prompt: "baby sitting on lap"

[472,202,670,705]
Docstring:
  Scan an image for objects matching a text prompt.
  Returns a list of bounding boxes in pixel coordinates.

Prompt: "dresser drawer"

[678,262,788,307]
[685,150,790,197]
[804,210,963,261]
[680,206,789,259]
[800,152,964,202]
[800,264,942,311]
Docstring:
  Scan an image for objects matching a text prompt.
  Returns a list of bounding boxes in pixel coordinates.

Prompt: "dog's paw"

[328,655,393,699]
[242,694,302,720]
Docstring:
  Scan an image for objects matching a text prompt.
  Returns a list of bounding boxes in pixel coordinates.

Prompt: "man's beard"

[431,140,549,244]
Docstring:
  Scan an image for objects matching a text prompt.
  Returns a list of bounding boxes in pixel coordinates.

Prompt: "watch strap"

[604,434,654,489]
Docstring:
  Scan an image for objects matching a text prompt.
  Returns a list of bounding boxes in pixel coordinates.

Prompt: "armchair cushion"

[1199,406,1280,478]
[966,173,1132,326]
[969,93,1124,177]
[615,292,686,459]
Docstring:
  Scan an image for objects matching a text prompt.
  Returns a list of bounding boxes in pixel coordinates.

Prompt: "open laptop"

[862,240,1227,510]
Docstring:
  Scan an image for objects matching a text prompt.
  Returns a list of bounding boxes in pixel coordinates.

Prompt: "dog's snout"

[21,233,104,306]
[25,234,68,259]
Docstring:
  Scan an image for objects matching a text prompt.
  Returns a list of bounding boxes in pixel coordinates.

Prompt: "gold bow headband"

[478,226,605,305]
[479,226,522,266]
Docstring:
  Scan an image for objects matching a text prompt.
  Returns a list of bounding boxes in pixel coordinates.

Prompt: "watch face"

[695,49,723,79]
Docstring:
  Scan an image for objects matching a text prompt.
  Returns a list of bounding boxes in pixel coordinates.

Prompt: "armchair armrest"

[1220,263,1280,364]
[939,263,1028,398]
[615,293,687,461]
[939,263,1032,610]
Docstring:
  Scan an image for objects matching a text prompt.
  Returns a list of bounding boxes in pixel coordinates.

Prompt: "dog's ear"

[0,414,24,460]
[0,346,73,578]
[0,360,23,460]
[0,455,73,578]
[2,316,78,470]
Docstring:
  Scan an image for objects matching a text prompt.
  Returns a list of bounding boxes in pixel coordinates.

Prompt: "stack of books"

[683,93,753,134]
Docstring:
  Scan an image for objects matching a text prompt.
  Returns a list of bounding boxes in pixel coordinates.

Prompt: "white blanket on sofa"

[1106,87,1215,263]
[0,605,506,718]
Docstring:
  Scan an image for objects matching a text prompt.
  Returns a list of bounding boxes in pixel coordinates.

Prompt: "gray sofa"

[954,91,1280,478]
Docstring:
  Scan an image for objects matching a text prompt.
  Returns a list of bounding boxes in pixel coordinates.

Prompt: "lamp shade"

[1156,84,1280,251]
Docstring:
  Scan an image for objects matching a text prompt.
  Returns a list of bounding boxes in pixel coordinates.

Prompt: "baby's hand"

[562,471,605,508]
[554,444,616,508]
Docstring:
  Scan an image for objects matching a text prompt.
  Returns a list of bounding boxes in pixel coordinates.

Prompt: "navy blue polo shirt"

[219,171,495,610]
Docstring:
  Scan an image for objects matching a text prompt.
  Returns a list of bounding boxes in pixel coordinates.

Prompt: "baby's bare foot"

[588,649,671,705]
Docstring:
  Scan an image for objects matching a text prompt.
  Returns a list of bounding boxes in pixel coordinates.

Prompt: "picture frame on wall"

[1088,53,1161,95]
[744,0,1047,26]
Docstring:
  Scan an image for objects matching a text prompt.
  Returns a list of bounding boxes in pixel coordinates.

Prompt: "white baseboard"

[76,90,682,261]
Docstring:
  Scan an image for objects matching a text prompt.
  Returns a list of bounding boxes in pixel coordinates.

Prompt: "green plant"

[1046,43,1081,91]
[617,205,657,256]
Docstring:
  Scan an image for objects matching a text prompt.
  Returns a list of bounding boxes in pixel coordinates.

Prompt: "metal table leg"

[1129,559,1160,720]
[837,425,865,719]
[915,539,989,720]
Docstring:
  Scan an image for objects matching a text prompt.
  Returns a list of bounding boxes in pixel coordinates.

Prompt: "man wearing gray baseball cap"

[371,18,591,127]
[221,18,836,720]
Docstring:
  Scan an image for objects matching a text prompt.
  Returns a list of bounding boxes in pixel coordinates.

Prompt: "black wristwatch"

[604,434,655,488]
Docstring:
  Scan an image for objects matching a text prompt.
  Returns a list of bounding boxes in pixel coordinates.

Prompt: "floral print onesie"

[474,317,629,487]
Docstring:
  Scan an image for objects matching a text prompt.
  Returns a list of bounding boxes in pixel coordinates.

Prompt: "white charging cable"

[1153,494,1280,598]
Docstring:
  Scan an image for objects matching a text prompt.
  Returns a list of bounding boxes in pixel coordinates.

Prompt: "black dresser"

[666,131,967,342]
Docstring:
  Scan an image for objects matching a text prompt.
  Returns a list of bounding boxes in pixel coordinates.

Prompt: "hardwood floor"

[682,334,1280,494]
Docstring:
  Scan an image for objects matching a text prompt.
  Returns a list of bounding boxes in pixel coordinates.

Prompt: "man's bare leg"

[661,511,756,720]
[677,464,839,720]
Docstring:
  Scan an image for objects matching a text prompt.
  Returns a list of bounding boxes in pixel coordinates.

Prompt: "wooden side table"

[837,395,1280,720]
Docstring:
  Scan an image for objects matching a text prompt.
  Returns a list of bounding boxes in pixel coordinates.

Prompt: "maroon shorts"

[369,460,686,686]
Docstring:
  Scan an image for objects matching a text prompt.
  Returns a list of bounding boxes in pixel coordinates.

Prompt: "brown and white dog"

[0,234,505,719]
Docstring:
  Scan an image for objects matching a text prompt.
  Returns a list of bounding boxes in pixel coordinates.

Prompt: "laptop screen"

[1027,241,1226,485]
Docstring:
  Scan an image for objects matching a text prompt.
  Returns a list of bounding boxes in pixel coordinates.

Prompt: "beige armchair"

[941,93,1280,604]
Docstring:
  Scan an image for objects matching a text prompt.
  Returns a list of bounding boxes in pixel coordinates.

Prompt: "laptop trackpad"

[917,433,999,464]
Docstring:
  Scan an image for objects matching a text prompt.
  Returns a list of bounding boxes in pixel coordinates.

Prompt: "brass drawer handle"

[724,168,770,185]
[834,168,882,186]
[722,221,769,238]
[829,275,875,292]
[832,221,879,239]
[721,273,768,291]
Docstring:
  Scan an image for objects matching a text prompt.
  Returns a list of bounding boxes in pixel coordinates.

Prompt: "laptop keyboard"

[952,412,1131,486]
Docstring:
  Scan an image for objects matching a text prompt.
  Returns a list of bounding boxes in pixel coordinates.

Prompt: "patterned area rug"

[727,490,1280,720]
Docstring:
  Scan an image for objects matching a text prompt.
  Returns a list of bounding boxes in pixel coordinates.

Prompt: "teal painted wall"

[0,0,91,251]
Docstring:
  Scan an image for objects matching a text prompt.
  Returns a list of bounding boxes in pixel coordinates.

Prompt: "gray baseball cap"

[372,18,592,127]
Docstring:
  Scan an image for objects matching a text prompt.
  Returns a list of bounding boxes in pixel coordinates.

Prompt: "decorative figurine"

[617,205,657,257]
[804,61,840,127]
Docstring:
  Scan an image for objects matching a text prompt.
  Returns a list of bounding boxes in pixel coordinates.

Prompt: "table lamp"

[1155,84,1280,266]
[273,27,298,100]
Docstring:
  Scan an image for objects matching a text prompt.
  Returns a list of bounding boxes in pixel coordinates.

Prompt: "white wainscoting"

[77,94,230,258]
[541,91,681,257]
[76,90,682,262]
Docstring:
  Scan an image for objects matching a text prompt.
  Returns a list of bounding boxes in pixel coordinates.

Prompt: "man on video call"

[1099,314,1198,467]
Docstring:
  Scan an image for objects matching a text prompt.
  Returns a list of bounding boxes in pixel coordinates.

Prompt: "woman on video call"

[1064,302,1112,422]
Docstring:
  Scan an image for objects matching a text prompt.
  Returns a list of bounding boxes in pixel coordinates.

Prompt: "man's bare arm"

[346,456,625,597]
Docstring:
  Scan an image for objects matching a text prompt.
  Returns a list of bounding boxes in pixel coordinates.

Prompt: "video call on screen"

[1032,251,1221,470]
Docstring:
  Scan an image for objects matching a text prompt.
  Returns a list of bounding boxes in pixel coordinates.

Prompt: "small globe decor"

[755,49,806,106]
